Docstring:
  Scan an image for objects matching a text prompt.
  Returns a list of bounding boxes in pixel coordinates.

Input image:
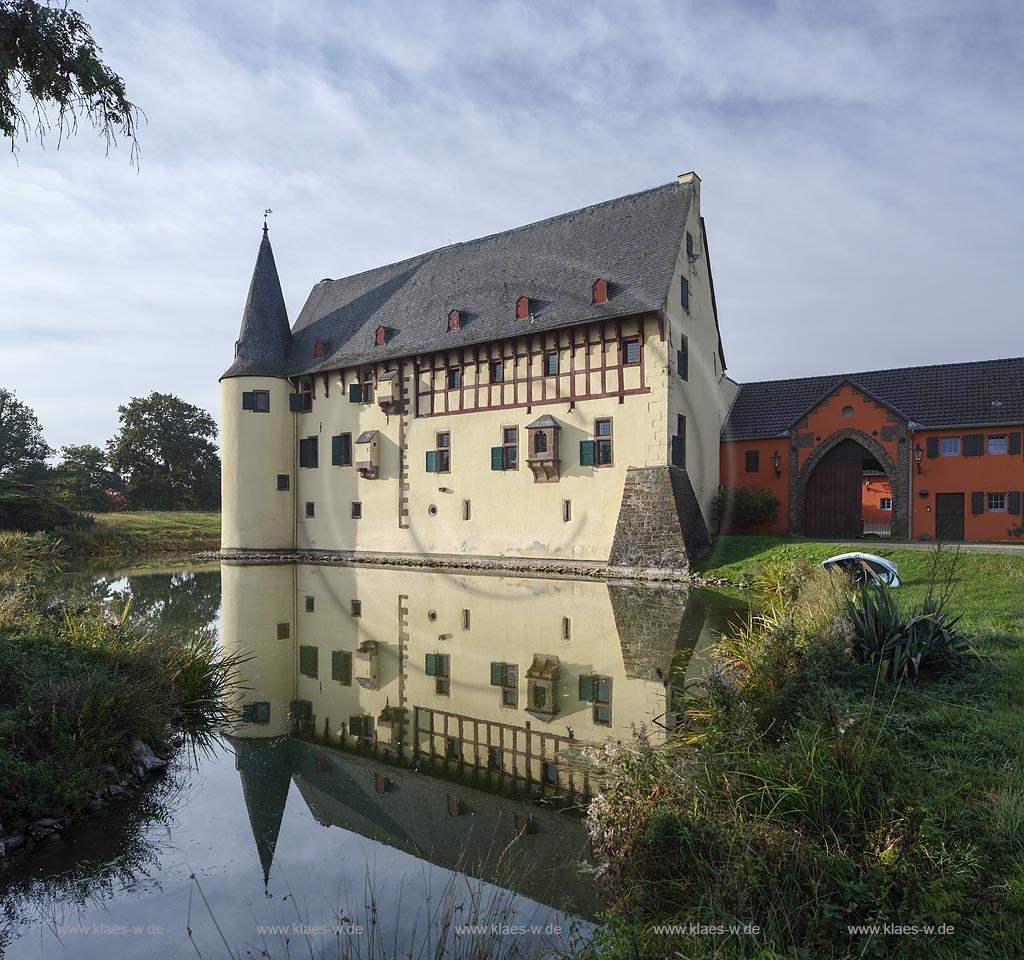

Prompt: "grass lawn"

[698,535,1024,637]
[80,511,221,555]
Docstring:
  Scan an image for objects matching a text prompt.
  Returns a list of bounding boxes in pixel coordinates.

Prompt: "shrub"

[714,485,782,534]
[0,481,93,532]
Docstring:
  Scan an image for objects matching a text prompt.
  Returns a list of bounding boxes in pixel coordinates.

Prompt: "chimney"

[677,170,700,209]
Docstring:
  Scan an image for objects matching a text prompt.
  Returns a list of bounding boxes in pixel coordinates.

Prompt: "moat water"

[0,562,748,958]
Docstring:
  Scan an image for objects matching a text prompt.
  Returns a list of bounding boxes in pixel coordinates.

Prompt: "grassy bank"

[698,536,1024,636]
[0,511,220,561]
[582,560,1024,959]
[0,576,238,825]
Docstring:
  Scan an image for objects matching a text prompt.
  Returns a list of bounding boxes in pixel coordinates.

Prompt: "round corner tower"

[220,223,295,552]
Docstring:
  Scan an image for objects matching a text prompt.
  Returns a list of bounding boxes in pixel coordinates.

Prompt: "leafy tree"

[714,485,782,534]
[52,443,118,511]
[107,393,220,510]
[1,0,140,160]
[0,386,52,477]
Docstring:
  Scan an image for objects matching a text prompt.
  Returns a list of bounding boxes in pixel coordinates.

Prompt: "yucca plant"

[846,587,977,682]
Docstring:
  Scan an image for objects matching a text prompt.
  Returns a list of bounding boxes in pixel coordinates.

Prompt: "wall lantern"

[913,443,924,473]
[770,450,781,477]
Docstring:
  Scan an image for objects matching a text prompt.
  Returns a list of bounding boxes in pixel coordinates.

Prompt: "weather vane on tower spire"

[263,208,272,234]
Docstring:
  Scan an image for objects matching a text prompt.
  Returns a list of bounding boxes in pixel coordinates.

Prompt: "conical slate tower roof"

[227,735,294,887]
[221,224,292,379]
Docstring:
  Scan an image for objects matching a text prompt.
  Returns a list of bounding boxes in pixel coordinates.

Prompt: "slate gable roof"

[722,357,1024,440]
[230,180,696,380]
[222,225,293,379]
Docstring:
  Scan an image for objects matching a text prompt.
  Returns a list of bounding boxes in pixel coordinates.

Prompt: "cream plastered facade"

[221,563,712,793]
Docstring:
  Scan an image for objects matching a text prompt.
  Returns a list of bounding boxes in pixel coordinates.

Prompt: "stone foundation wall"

[607,466,711,577]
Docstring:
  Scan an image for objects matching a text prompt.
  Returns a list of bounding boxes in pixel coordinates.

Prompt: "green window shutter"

[349,715,363,737]
[242,391,254,410]
[426,450,437,473]
[241,703,257,722]
[289,393,303,412]
[299,438,309,468]
[299,644,318,678]
[926,437,939,458]
[579,440,595,466]
[964,434,984,456]
[490,446,504,470]
[364,716,374,738]
[672,436,684,467]
[365,384,373,403]
[490,661,504,686]
[1009,432,1022,455]
[971,491,985,515]
[332,435,342,466]
[1008,491,1022,515]
[332,650,345,681]
[425,653,437,677]
[578,674,595,702]
[349,382,363,403]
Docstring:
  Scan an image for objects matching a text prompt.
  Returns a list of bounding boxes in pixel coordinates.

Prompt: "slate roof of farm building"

[223,179,714,380]
[722,357,1024,440]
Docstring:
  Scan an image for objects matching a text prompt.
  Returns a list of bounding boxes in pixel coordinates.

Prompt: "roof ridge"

[735,355,1024,389]
[314,180,687,291]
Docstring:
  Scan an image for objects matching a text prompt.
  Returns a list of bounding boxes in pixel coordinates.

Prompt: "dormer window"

[516,296,530,321]
[313,339,326,359]
[592,279,608,305]
[375,326,386,347]
[447,309,461,332]
[234,340,241,357]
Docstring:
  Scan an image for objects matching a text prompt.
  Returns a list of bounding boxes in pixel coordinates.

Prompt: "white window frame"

[987,492,1007,512]
[940,437,960,456]
[987,435,1007,455]
[879,497,892,511]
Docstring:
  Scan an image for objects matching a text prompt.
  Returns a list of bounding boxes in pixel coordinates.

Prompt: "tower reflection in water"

[221,561,744,914]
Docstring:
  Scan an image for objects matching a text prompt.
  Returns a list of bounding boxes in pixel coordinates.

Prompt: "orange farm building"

[720,357,1024,542]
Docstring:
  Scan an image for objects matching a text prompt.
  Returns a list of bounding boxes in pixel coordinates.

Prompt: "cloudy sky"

[2,0,1022,453]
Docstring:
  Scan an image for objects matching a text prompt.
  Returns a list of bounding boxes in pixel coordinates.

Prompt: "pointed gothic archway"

[792,429,904,539]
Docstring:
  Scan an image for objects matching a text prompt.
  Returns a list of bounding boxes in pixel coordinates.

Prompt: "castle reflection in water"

[222,562,744,910]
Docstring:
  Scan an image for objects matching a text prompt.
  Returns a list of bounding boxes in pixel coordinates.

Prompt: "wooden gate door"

[935,493,965,541]
[804,439,867,538]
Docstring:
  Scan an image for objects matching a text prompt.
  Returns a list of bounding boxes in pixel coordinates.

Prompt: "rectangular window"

[305,595,315,612]
[490,359,504,383]
[677,335,689,380]
[251,390,270,412]
[331,650,352,685]
[941,437,960,456]
[351,501,362,519]
[488,747,502,770]
[543,351,559,376]
[425,653,451,695]
[686,231,694,259]
[276,474,290,491]
[299,644,318,678]
[562,616,571,641]
[463,499,471,521]
[300,380,313,412]
[745,450,760,473]
[435,432,451,473]
[593,676,612,725]
[331,432,352,466]
[299,437,319,469]
[880,497,893,511]
[987,492,1007,512]
[988,435,1008,455]
[276,622,290,640]
[447,367,462,390]
[241,702,271,724]
[305,501,315,518]
[595,419,613,466]
[350,599,361,617]
[446,738,460,759]
[681,277,690,311]
[623,338,640,365]
[462,609,471,630]
[562,499,572,523]
[673,415,686,468]
[499,427,518,470]
[542,761,558,785]
[490,661,518,708]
